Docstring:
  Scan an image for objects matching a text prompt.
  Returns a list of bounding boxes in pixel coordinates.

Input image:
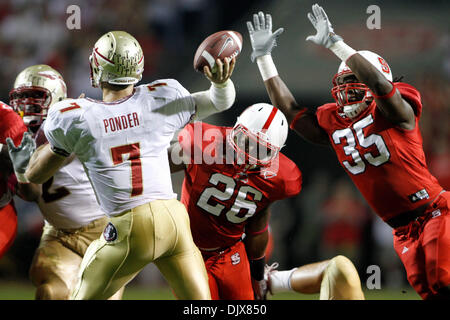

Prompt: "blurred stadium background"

[1,0,448,300]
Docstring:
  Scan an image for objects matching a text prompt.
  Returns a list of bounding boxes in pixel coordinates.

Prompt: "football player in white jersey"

[20,31,237,299]
[7,65,123,300]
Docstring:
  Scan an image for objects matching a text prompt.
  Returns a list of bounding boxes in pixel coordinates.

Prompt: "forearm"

[25,144,66,184]
[245,231,268,260]
[344,52,393,96]
[192,79,236,120]
[330,42,413,125]
[255,55,329,145]
[16,182,41,202]
[245,231,268,281]
[263,75,302,124]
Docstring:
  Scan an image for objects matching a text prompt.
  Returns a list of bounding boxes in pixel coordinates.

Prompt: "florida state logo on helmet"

[89,31,144,88]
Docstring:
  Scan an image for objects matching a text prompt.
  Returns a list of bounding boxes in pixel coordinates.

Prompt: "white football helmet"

[89,31,144,88]
[331,50,393,118]
[228,103,288,167]
[9,64,67,132]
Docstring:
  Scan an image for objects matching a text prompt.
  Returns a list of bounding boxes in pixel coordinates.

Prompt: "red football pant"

[201,241,254,300]
[0,202,18,259]
[393,191,450,299]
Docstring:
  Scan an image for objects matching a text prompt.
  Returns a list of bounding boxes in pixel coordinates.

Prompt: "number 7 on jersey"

[111,143,143,197]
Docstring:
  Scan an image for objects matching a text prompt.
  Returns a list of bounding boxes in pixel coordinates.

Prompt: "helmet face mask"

[331,71,372,108]
[228,124,279,167]
[9,65,67,131]
[226,103,288,175]
[331,51,393,118]
[9,86,51,131]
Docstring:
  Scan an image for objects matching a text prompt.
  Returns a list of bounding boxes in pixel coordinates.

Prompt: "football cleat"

[264,262,280,295]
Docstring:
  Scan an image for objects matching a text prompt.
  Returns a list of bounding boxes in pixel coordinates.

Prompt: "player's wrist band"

[372,81,396,99]
[210,79,236,111]
[329,40,357,62]
[256,55,278,81]
[249,256,266,281]
[15,172,29,183]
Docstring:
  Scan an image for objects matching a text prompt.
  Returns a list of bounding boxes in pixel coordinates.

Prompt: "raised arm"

[247,12,329,145]
[344,55,415,128]
[191,57,236,121]
[305,4,415,129]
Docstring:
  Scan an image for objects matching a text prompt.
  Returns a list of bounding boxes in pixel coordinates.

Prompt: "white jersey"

[44,79,195,216]
[37,156,106,229]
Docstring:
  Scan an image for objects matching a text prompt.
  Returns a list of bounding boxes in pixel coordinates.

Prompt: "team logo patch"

[432,209,441,218]
[231,252,240,265]
[103,222,118,242]
[408,189,429,203]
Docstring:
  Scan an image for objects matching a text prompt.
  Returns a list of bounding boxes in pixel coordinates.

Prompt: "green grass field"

[0,281,420,300]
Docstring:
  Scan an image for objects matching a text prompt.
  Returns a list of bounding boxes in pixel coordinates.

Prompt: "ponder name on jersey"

[44,79,196,216]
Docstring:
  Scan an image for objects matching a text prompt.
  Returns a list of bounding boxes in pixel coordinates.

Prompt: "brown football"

[193,30,243,72]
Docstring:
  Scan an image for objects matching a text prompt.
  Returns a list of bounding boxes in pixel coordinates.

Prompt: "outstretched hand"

[306,3,342,48]
[6,132,36,174]
[247,11,284,62]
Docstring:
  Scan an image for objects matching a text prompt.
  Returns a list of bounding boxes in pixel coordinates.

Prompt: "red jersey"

[0,102,27,207]
[295,82,443,222]
[179,122,302,249]
[0,102,27,147]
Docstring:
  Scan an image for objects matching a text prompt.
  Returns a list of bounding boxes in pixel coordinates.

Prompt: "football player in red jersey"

[247,5,449,299]
[0,102,33,259]
[169,104,364,300]
[170,103,300,299]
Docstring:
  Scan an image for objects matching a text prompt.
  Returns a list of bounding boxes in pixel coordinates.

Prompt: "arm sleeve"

[395,82,423,118]
[283,165,302,198]
[43,101,83,155]
[273,158,303,201]
[191,79,236,121]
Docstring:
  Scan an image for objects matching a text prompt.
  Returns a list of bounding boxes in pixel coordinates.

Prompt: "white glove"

[247,11,284,62]
[306,4,342,48]
[6,132,36,175]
